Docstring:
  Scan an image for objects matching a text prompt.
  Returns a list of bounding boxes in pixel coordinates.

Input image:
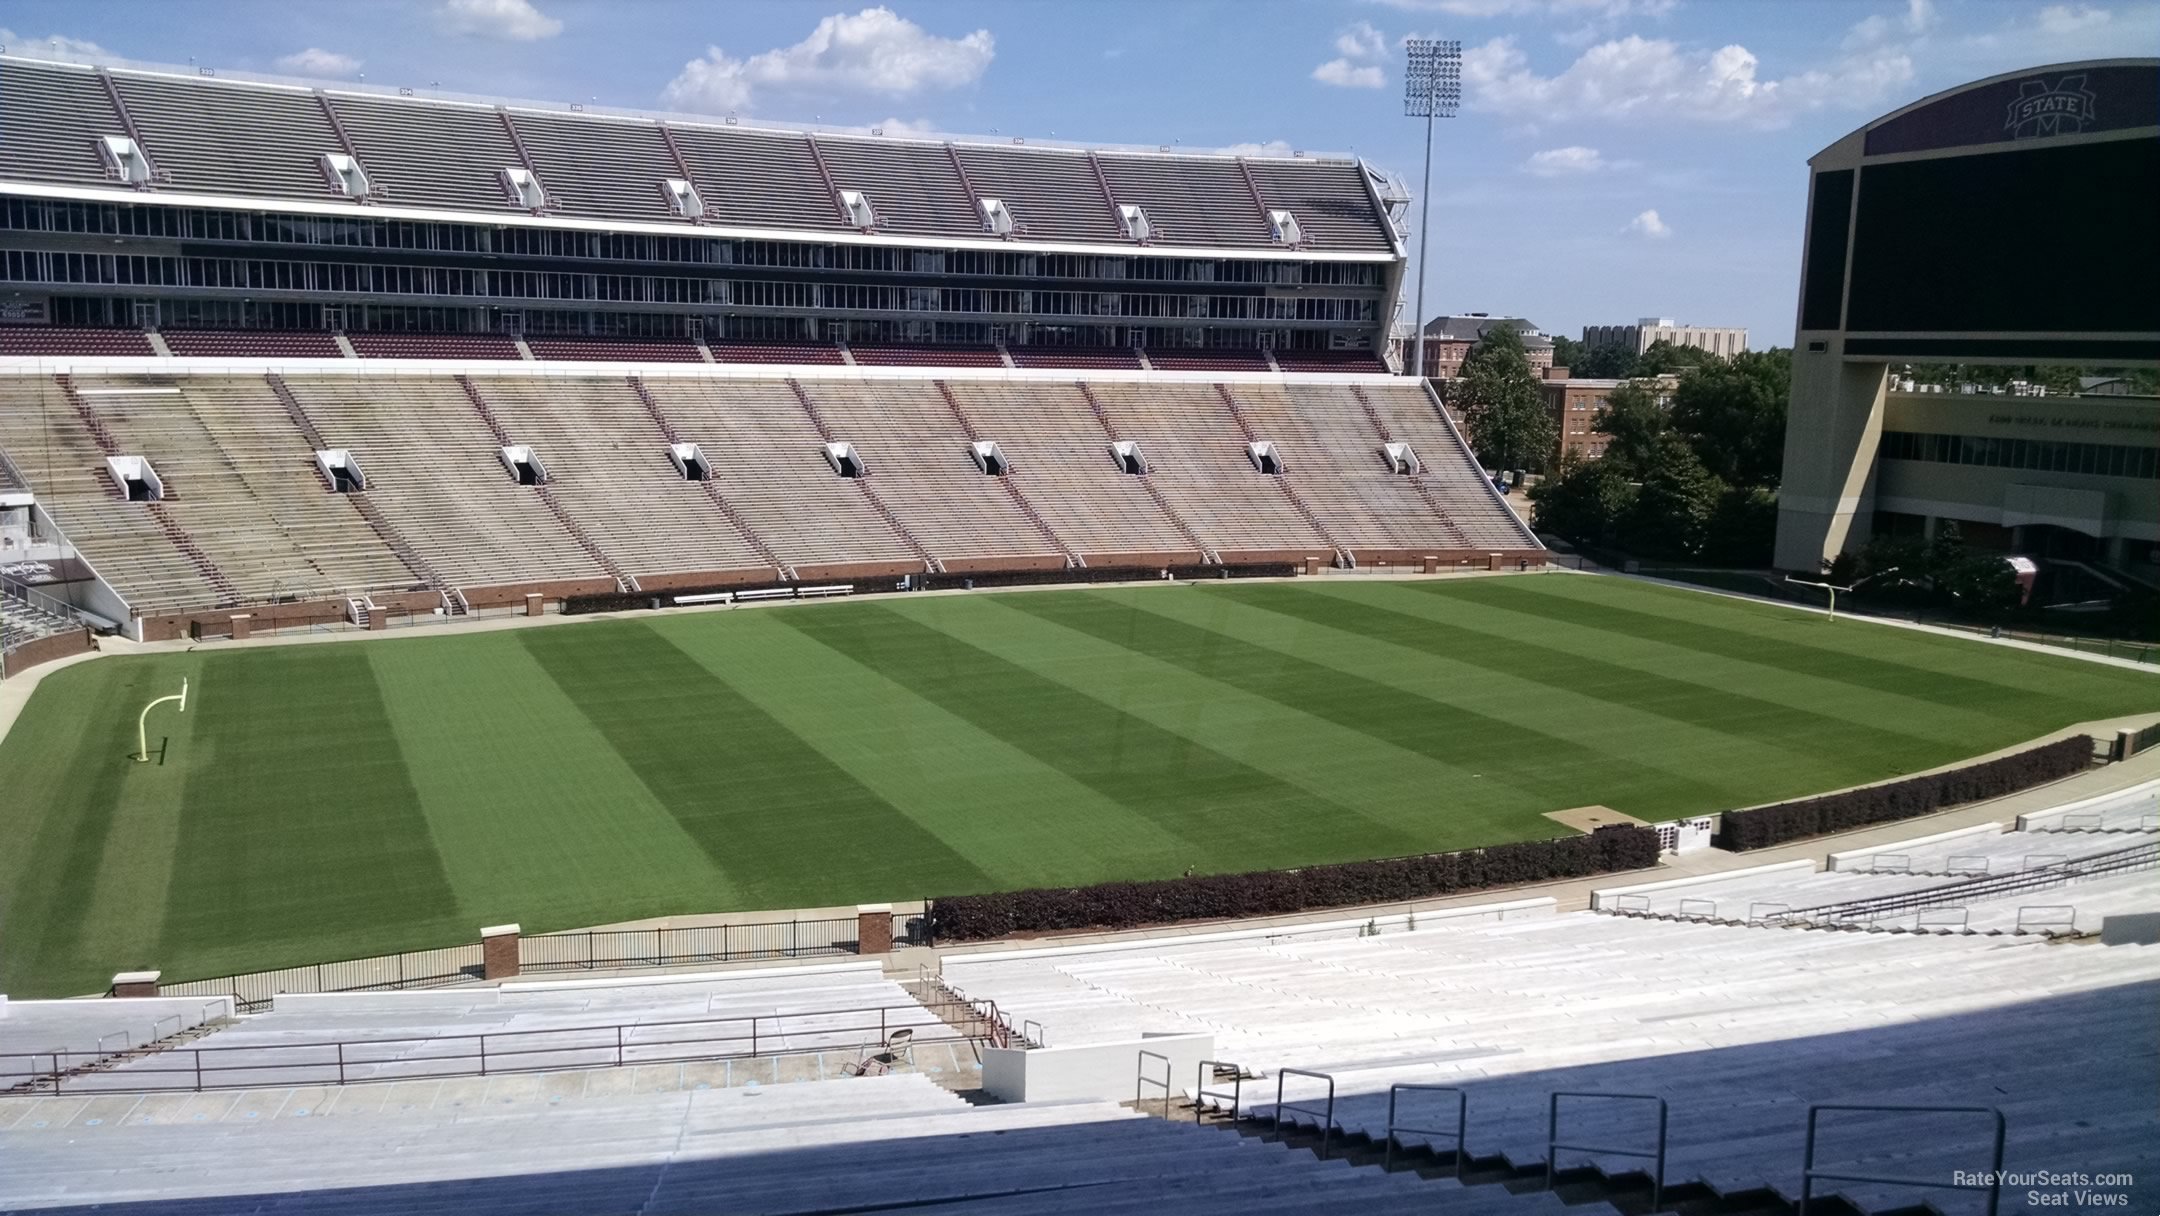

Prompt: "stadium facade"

[0,53,1540,659]
[0,54,1407,354]
[1775,58,2160,574]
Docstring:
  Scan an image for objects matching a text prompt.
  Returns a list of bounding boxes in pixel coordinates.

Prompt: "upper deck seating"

[161,330,346,360]
[349,333,523,361]
[0,328,156,358]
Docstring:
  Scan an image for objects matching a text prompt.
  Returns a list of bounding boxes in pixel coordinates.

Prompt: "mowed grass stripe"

[366,635,744,931]
[1414,577,2119,722]
[519,621,992,907]
[782,603,1429,866]
[1384,579,2006,747]
[1127,586,1775,808]
[1242,583,1951,789]
[1001,589,1734,813]
[162,646,458,977]
[1517,574,2160,705]
[652,613,1196,891]
[0,656,196,996]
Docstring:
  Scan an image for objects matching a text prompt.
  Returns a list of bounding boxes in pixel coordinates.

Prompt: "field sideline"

[2,573,2155,997]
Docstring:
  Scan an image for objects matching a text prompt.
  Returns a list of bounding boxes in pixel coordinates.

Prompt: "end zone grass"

[2,575,2153,997]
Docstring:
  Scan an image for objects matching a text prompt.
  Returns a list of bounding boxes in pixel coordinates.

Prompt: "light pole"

[1403,38,1461,381]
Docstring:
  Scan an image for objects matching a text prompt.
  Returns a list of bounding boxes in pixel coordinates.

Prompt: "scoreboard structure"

[1774,58,2160,572]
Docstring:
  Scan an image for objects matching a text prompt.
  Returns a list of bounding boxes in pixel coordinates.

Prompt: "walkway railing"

[162,944,485,1014]
[1767,839,2158,927]
[1,998,990,1095]
[520,919,856,972]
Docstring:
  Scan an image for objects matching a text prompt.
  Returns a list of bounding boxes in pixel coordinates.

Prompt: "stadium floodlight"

[1402,38,1461,380]
[135,677,188,762]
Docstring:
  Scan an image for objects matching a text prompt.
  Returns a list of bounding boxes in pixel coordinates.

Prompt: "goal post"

[135,677,188,763]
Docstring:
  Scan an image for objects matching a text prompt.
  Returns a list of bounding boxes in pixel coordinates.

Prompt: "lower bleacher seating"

[0,327,156,357]
[0,368,1537,621]
[349,333,523,361]
[159,329,345,359]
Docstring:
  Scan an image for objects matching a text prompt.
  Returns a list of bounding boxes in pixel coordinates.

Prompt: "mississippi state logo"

[2005,75,2097,138]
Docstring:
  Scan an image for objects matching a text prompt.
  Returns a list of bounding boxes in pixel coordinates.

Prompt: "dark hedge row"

[927,825,1659,942]
[1718,735,2095,851]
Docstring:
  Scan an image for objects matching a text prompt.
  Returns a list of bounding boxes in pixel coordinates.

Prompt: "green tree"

[2031,364,2082,395]
[1572,343,1641,379]
[1702,485,1778,566]
[1550,334,1587,371]
[1528,454,1637,547]
[1633,339,1713,376]
[1621,433,1725,558]
[1455,323,1555,473]
[1591,381,1669,479]
[1670,349,1789,488]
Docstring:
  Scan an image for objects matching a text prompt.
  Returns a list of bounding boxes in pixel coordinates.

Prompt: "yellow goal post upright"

[136,677,188,763]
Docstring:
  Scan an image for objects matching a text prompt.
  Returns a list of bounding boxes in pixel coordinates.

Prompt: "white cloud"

[663,7,994,114]
[1336,21,1389,59]
[1313,58,1387,88]
[1371,0,1675,16]
[1627,208,1672,238]
[1464,33,1914,128]
[2035,3,2111,34]
[0,27,107,57]
[435,0,562,41]
[866,116,940,138]
[1219,139,1295,157]
[276,47,362,78]
[1524,145,1608,175]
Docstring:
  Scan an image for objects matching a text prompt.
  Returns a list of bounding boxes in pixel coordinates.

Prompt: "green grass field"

[3,574,2154,997]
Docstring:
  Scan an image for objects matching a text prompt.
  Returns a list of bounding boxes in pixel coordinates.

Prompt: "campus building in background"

[1775,58,2160,575]
[1582,318,1747,359]
[1403,313,1553,381]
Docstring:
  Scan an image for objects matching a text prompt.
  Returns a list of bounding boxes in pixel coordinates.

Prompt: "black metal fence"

[161,943,484,1014]
[519,919,858,973]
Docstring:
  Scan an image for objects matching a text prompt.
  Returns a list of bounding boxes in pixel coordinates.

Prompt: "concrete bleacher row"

[31,964,948,1095]
[0,371,1536,618]
[942,908,2160,1213]
[0,1072,1557,1216]
[1592,792,2160,934]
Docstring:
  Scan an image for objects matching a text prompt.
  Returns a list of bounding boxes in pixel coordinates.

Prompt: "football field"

[2,574,2154,997]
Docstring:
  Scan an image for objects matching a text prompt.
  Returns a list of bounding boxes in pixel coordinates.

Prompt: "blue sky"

[3,0,2152,346]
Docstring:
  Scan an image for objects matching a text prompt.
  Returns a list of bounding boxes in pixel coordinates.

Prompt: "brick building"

[1542,372,1679,464]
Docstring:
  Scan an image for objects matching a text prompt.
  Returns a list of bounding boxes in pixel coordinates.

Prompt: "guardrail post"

[856,904,894,954]
[482,923,521,981]
[1386,1084,1468,1176]
[336,1041,346,1086]
[1547,1091,1666,1211]
[108,970,161,998]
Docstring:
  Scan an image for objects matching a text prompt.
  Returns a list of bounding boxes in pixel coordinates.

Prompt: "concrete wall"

[981,1032,1215,1106]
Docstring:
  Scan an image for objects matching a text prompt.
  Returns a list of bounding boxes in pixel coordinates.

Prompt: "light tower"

[1402,38,1461,381]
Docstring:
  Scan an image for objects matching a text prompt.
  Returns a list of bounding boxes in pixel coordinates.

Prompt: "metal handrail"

[1136,1049,1173,1120]
[1547,1091,1666,1212]
[1274,1068,1337,1159]
[0,996,999,1095]
[1195,1059,1245,1124]
[1768,840,2157,925]
[1800,1104,2004,1216]
[1386,1083,1467,1176]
